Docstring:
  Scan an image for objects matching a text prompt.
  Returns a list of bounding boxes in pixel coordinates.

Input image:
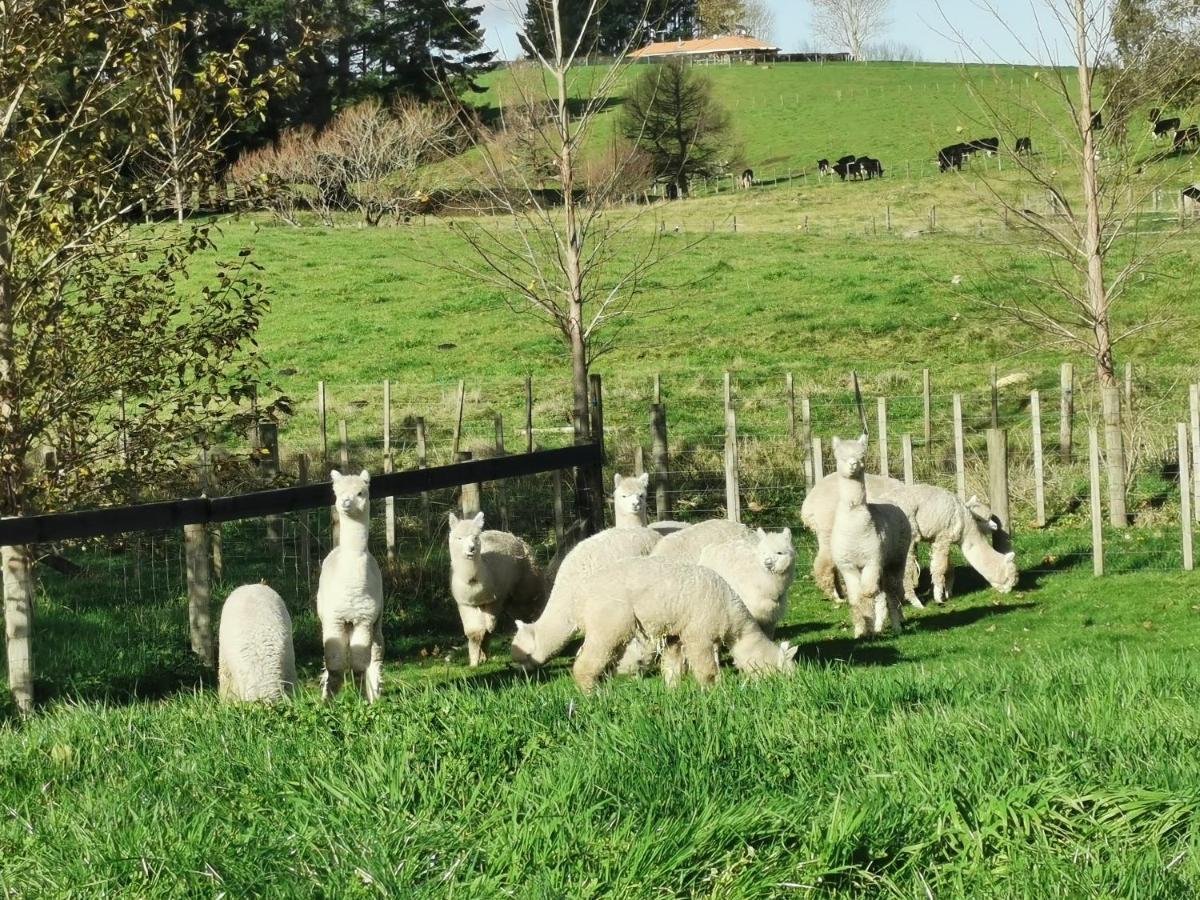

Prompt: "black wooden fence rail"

[0,443,602,546]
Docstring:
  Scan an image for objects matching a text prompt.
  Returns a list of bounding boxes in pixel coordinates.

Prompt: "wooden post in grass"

[987,428,1011,552]
[812,436,824,480]
[317,381,328,465]
[1124,362,1133,409]
[2,543,35,713]
[257,422,282,548]
[1031,390,1046,527]
[416,417,430,538]
[1101,386,1128,527]
[338,419,349,471]
[383,381,395,562]
[902,434,914,485]
[724,372,741,522]
[877,397,889,477]
[494,414,510,532]
[297,454,312,586]
[953,393,966,501]
[652,402,671,520]
[1190,385,1200,522]
[1089,427,1104,575]
[588,373,606,533]
[184,522,214,667]
[990,365,999,428]
[1060,363,1074,462]
[634,445,645,478]
[552,469,566,542]
[1179,423,1194,571]
[451,379,466,459]
[922,368,932,453]
[200,451,223,581]
[653,373,661,405]
[786,373,796,442]
[494,414,505,455]
[802,395,813,487]
[457,451,481,517]
[525,375,534,454]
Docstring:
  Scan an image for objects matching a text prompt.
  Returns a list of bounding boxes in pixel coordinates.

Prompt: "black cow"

[1015,136,1033,154]
[938,143,968,172]
[1175,125,1200,151]
[1153,116,1181,139]
[832,160,861,181]
[739,168,754,189]
[836,154,857,166]
[858,157,884,179]
[966,136,999,156]
[817,158,831,176]
[1091,111,1103,130]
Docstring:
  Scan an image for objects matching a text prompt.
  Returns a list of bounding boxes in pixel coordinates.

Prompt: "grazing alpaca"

[448,511,545,667]
[829,436,911,638]
[317,470,384,701]
[218,583,296,703]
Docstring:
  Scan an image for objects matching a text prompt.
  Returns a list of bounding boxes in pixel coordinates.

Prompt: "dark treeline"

[521,0,698,58]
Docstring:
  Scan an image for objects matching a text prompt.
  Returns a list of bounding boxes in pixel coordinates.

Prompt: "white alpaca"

[448,511,545,667]
[218,583,296,703]
[801,474,1017,605]
[317,469,384,702]
[698,527,796,637]
[612,471,691,536]
[829,435,911,638]
[650,518,754,564]
[572,557,797,692]
[510,526,660,670]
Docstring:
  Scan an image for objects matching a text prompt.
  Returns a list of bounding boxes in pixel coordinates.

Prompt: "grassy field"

[3,60,1200,897]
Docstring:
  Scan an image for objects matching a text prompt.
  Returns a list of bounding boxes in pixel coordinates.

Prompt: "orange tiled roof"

[630,36,780,58]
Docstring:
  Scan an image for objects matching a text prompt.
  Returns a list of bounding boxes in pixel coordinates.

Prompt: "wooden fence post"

[634,445,645,477]
[1101,385,1128,527]
[253,421,283,548]
[1190,384,1200,522]
[922,368,932,454]
[1179,423,1194,571]
[1031,390,1046,527]
[877,396,889,477]
[724,372,741,523]
[494,413,505,455]
[297,454,312,589]
[1124,361,1133,409]
[902,434,914,484]
[812,436,824,480]
[953,393,966,501]
[786,372,796,442]
[200,451,223,581]
[184,522,214,667]
[1089,426,1104,576]
[317,381,328,465]
[1060,363,1074,462]
[2,543,35,714]
[457,451,481,517]
[338,419,350,471]
[987,428,1011,552]
[588,373,606,533]
[802,395,814,487]
[552,469,565,542]
[416,417,430,539]
[651,402,671,520]
[383,381,394,562]
[990,365,999,428]
[525,375,534,454]
[452,379,466,459]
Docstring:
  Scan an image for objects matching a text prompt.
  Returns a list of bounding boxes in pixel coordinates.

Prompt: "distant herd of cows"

[725,107,1200,193]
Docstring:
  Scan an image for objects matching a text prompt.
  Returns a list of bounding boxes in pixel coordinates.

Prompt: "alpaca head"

[994,551,1018,593]
[754,527,795,576]
[733,636,799,676]
[510,619,539,670]
[448,511,485,560]
[831,434,868,478]
[330,469,370,518]
[965,494,998,533]
[613,472,650,522]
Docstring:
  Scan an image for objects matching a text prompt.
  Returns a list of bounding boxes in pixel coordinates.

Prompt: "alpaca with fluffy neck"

[317,470,384,701]
[613,472,650,528]
[829,436,910,638]
[698,527,796,637]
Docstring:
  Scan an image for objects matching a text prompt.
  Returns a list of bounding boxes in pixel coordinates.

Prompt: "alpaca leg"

[573,636,618,694]
[838,567,870,638]
[364,617,384,702]
[457,603,497,668]
[218,654,234,700]
[905,540,924,608]
[860,563,887,635]
[320,620,349,700]
[681,638,719,688]
[349,620,380,702]
[884,567,906,633]
[659,640,686,687]
[931,539,953,604]
[813,540,844,602]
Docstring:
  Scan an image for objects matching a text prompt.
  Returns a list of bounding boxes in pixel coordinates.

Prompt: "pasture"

[4,61,1200,896]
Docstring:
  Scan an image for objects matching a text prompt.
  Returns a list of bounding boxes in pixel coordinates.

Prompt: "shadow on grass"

[911,600,1036,633]
[775,620,831,641]
[795,635,903,667]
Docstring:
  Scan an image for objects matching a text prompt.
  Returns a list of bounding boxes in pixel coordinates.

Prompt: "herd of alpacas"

[217,435,1020,702]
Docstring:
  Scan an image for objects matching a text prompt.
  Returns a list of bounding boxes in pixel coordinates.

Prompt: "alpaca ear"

[637,472,649,489]
[514,619,528,631]
[359,469,370,482]
[967,494,978,506]
[780,641,798,662]
[448,512,459,527]
[614,473,622,491]
[831,437,841,451]
[781,527,792,541]
[756,527,767,540]
[330,469,342,481]
[1005,552,1016,562]
[473,511,485,528]
[857,433,869,449]
[987,517,1000,531]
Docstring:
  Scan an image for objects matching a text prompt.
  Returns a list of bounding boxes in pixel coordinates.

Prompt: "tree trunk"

[0,182,21,517]
[1074,0,1127,526]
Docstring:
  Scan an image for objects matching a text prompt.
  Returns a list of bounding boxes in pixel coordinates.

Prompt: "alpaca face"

[613,472,649,519]
[755,527,795,575]
[448,511,485,560]
[995,551,1018,593]
[330,469,370,517]
[510,620,538,670]
[832,434,868,478]
[965,494,998,535]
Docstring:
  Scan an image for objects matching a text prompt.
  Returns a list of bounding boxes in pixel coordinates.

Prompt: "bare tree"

[741,0,777,41]
[809,0,891,61]
[939,0,1200,527]
[439,0,685,531]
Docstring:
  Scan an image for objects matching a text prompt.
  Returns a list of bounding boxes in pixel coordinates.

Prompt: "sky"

[476,1,1074,64]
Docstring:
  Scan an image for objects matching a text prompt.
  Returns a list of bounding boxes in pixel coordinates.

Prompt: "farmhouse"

[631,35,781,64]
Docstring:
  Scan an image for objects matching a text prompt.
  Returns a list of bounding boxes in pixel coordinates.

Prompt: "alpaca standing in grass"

[829,435,911,638]
[802,474,1017,605]
[651,518,754,564]
[698,528,796,637]
[511,526,660,670]
[218,583,296,703]
[448,511,545,667]
[572,557,798,693]
[317,470,384,701]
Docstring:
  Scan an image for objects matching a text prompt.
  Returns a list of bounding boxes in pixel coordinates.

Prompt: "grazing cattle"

[1091,111,1103,130]
[1174,125,1200,151]
[836,154,856,166]
[858,157,884,179]
[817,158,831,176]
[1015,136,1033,155]
[739,168,754,189]
[832,161,862,181]
[937,144,967,172]
[1183,185,1200,216]
[1153,116,1181,139]
[967,136,999,156]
